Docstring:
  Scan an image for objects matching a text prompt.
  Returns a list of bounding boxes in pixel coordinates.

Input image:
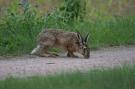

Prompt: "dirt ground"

[0,45,135,80]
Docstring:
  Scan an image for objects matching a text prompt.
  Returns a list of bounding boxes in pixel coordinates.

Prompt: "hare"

[31,28,90,58]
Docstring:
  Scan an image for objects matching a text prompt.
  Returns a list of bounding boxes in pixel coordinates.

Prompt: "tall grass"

[0,1,135,55]
[0,3,45,55]
[0,66,135,89]
[72,16,135,48]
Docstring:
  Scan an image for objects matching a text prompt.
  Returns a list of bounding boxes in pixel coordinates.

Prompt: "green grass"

[72,17,135,49]
[0,2,135,55]
[0,66,135,89]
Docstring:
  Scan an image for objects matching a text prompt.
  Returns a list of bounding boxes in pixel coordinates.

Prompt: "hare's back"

[37,29,78,45]
[37,29,61,43]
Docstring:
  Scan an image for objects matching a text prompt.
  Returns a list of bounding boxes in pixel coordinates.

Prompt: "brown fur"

[31,28,90,58]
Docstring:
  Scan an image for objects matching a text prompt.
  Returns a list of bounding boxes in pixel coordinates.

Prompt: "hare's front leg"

[67,46,78,58]
[67,52,77,58]
[67,49,78,58]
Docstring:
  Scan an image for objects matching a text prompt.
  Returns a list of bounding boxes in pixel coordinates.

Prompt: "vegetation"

[0,0,135,55]
[59,0,86,22]
[0,66,135,89]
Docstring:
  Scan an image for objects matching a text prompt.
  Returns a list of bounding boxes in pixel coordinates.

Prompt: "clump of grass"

[0,66,135,89]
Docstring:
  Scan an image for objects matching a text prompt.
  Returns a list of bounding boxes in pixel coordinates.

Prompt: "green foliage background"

[0,0,135,55]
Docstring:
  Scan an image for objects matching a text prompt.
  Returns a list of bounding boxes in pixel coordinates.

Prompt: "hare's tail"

[31,45,40,55]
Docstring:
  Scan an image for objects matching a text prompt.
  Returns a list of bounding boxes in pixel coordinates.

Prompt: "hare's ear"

[84,33,89,43]
[77,32,83,42]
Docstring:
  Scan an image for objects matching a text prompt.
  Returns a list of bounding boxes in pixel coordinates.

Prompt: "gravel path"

[0,46,135,80]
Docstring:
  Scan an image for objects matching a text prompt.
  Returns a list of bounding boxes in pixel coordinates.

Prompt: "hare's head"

[77,32,90,59]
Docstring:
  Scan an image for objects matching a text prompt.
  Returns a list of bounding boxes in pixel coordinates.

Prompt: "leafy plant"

[59,0,86,22]
[0,2,45,55]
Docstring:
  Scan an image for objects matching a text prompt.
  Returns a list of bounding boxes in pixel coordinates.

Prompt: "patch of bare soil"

[0,45,135,80]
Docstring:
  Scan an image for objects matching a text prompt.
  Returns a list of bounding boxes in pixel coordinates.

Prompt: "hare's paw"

[67,53,78,58]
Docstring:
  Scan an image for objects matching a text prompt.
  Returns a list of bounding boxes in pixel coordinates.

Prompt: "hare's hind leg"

[42,46,58,57]
[39,36,58,57]
[34,33,58,57]
[31,45,53,57]
[30,44,50,57]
